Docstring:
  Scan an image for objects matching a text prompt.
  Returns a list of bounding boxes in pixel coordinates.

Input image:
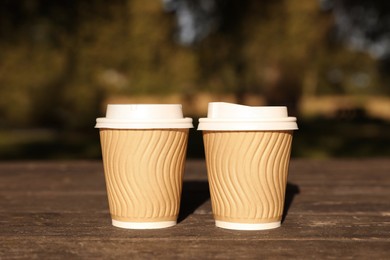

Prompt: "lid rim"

[95,118,193,129]
[96,117,193,122]
[197,121,298,131]
[198,117,297,123]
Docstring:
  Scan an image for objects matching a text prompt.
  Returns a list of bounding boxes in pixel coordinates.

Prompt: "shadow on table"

[282,182,300,223]
[179,180,300,223]
[178,180,210,223]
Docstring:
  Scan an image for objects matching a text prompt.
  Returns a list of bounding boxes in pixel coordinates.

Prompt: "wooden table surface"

[1,159,389,259]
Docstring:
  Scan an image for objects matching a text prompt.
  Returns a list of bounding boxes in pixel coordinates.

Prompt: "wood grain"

[0,159,389,259]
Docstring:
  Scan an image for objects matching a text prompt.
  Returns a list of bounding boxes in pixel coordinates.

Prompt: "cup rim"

[95,117,193,129]
[197,118,298,131]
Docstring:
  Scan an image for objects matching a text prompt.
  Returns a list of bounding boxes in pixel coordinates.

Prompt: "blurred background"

[0,0,389,160]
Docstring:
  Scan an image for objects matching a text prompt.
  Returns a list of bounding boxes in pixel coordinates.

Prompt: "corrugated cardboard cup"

[96,104,193,229]
[198,102,298,230]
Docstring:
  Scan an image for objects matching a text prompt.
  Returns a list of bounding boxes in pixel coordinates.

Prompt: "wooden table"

[1,159,389,259]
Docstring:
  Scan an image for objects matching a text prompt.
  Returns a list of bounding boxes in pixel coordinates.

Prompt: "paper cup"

[198,102,297,230]
[96,104,193,229]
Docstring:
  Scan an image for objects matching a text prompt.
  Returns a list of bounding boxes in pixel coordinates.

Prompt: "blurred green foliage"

[1,0,389,128]
[0,0,389,159]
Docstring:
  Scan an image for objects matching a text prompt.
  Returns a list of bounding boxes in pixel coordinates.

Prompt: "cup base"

[215,220,281,231]
[112,219,177,229]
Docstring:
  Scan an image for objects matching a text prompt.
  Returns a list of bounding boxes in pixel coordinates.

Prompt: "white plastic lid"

[198,102,298,131]
[95,104,193,129]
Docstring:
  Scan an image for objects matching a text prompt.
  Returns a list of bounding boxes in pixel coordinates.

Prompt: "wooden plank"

[0,159,389,259]
[1,212,389,239]
[1,237,389,259]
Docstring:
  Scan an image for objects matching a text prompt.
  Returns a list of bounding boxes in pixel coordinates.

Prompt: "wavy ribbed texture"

[203,130,293,223]
[100,129,188,222]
